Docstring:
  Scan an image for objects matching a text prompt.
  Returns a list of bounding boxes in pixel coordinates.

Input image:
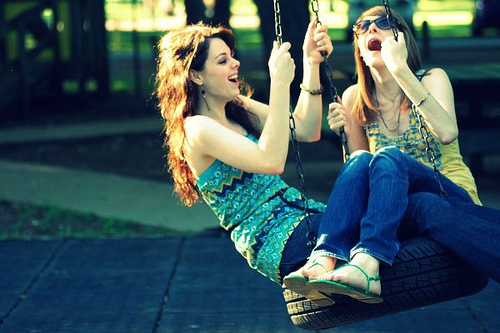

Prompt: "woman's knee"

[337,150,372,183]
[346,150,372,168]
[370,146,405,171]
[374,146,404,159]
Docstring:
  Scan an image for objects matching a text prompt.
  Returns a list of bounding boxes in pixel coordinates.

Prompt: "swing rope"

[383,0,447,199]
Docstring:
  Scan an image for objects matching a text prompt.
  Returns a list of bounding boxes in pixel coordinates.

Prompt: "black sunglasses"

[352,16,400,36]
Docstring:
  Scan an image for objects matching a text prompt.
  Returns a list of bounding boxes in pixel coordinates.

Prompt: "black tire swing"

[273,0,489,329]
[285,237,488,330]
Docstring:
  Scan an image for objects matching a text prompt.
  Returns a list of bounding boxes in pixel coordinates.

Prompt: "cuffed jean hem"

[350,247,394,266]
[310,250,349,263]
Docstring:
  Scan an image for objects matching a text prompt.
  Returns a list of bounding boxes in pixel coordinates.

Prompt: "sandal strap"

[307,262,327,272]
[339,263,380,293]
[306,254,333,271]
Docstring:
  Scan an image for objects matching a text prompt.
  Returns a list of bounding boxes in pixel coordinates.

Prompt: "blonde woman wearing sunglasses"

[282,5,500,304]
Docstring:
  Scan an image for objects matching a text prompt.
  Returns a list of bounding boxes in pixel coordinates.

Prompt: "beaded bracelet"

[415,91,431,107]
[300,83,323,95]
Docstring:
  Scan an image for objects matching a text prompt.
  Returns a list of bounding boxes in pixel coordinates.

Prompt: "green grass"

[0,200,180,239]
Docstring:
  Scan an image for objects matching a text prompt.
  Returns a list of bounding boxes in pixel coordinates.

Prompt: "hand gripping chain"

[383,0,446,198]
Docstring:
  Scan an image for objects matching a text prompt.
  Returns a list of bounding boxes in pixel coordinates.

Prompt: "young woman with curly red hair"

[155,21,333,286]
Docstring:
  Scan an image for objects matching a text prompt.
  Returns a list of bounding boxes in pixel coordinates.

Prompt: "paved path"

[0,160,218,233]
[1,237,499,333]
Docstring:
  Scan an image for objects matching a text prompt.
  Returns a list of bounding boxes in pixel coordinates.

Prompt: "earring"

[201,86,211,112]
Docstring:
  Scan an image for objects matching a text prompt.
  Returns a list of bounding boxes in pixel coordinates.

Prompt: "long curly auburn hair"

[352,6,422,125]
[155,24,259,206]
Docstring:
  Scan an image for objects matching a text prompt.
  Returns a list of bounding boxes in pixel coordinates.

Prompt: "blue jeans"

[279,147,500,283]
[400,192,500,282]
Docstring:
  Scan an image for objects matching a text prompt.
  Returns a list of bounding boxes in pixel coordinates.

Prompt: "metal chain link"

[411,104,447,198]
[273,0,283,45]
[384,0,446,198]
[383,0,399,41]
[273,0,316,249]
[310,0,350,161]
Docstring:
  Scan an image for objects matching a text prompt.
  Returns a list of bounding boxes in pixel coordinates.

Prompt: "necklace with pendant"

[375,88,402,134]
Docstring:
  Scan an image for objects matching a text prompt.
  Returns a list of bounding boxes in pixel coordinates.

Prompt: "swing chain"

[273,0,283,45]
[411,104,448,199]
[310,0,322,26]
[273,0,316,249]
[382,0,399,41]
[310,0,350,161]
[383,0,446,199]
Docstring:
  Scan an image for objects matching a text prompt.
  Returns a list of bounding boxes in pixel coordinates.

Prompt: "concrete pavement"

[0,237,498,333]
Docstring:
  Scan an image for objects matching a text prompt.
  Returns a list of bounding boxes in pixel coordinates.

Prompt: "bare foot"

[316,253,381,296]
[287,255,337,280]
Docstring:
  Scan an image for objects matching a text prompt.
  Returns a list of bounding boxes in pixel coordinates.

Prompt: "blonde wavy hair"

[352,6,422,124]
[155,23,258,206]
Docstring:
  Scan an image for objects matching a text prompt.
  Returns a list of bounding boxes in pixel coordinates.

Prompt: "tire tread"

[283,238,488,330]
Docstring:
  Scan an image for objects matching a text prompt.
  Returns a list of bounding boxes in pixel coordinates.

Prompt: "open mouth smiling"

[228,74,239,83]
[367,38,382,51]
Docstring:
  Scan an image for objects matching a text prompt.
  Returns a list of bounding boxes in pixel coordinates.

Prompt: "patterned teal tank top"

[196,134,325,283]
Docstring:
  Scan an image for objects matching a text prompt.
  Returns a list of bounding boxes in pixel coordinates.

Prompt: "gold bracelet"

[300,83,323,95]
[415,91,430,107]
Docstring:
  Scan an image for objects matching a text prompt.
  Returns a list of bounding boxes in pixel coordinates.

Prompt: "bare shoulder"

[423,68,450,82]
[342,84,359,106]
[184,115,203,140]
[343,84,358,98]
[184,114,206,132]
[184,115,220,147]
[420,68,454,94]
